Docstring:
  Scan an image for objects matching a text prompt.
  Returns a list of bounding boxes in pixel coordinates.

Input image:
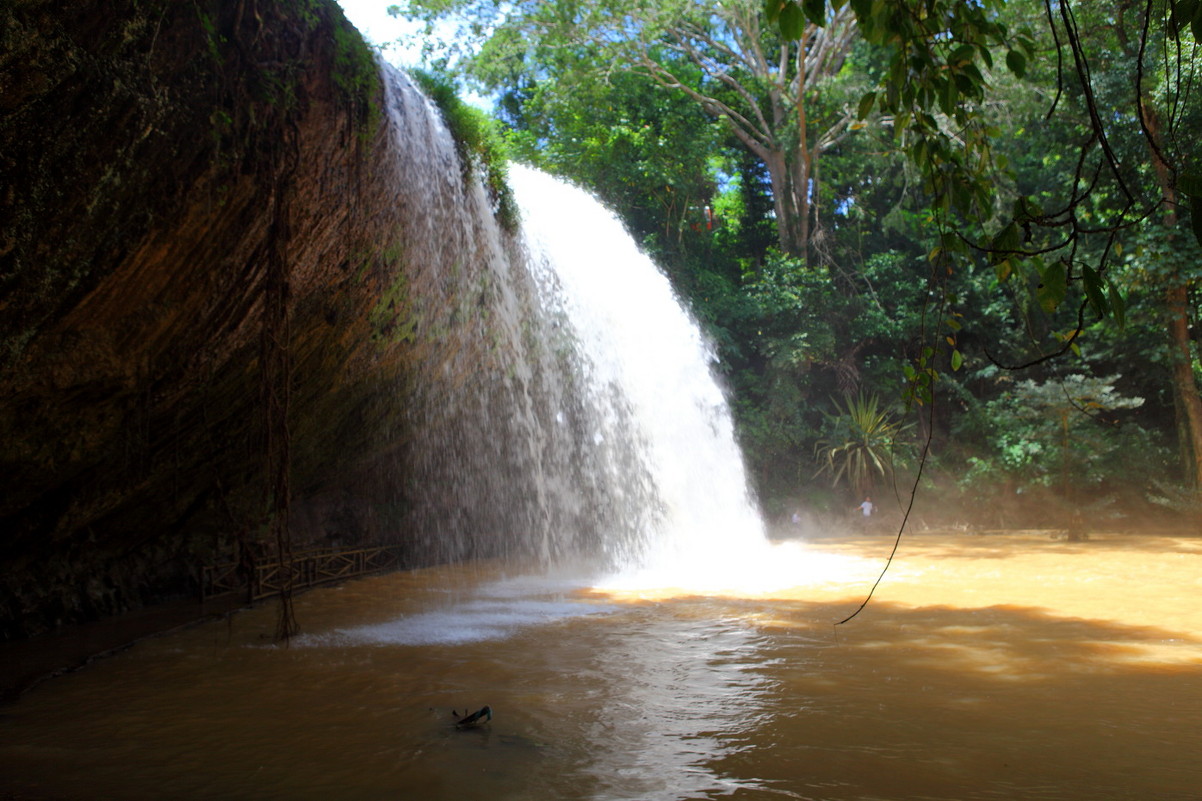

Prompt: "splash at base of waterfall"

[307,538,885,649]
[593,538,888,597]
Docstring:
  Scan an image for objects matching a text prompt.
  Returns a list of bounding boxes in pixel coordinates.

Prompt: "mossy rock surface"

[0,0,425,639]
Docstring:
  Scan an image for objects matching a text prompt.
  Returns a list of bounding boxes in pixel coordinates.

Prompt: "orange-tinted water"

[2,530,1200,800]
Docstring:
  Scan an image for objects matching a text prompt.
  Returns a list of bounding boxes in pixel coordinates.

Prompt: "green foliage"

[195,8,225,66]
[331,16,382,134]
[765,0,829,34]
[497,58,721,249]
[367,242,417,344]
[409,68,519,231]
[814,392,913,496]
[396,0,863,257]
[776,1,1197,362]
[393,0,1200,512]
[955,373,1150,500]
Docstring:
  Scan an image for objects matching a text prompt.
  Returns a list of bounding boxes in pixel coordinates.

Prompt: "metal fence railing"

[200,545,403,602]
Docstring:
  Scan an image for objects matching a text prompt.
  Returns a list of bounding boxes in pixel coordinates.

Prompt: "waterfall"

[511,167,769,577]
[384,65,772,584]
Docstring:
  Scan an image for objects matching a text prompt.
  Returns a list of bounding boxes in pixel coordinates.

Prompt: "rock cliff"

[0,0,490,638]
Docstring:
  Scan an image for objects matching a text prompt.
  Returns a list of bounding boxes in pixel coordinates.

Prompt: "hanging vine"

[223,0,309,644]
[214,0,375,639]
[261,116,300,643]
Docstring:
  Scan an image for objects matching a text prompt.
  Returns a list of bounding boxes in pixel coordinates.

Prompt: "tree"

[815,392,913,497]
[393,0,863,259]
[1103,1,1202,489]
[496,54,722,254]
[392,0,1199,513]
[770,0,1202,491]
[957,373,1153,528]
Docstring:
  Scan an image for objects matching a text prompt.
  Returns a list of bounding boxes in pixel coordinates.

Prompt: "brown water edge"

[0,595,248,705]
[1,529,1200,801]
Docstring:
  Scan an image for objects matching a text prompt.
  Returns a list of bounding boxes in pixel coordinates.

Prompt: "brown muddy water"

[1,530,1200,800]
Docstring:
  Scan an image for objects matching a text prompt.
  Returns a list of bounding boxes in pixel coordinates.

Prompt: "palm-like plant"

[814,393,912,497]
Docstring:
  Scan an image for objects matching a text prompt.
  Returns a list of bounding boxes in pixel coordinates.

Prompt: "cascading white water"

[379,63,830,592]
[510,166,773,584]
[305,66,878,660]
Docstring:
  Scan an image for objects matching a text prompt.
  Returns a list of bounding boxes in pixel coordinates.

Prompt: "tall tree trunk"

[1166,280,1202,488]
[763,148,804,255]
[1124,8,1202,491]
[794,44,811,262]
[792,151,811,262]
[1142,105,1202,489]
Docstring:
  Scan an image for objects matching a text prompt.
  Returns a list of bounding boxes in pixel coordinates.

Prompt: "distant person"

[791,511,801,525]
[858,497,874,518]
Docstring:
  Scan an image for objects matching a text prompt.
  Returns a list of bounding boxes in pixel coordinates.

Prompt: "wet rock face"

[0,0,422,638]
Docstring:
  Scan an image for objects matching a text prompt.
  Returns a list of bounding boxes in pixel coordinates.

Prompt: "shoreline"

[4,524,1197,703]
[0,595,245,704]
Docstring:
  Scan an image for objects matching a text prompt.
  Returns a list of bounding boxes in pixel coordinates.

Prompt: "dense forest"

[391,0,1201,530]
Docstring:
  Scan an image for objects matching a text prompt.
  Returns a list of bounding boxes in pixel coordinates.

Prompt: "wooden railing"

[200,545,404,603]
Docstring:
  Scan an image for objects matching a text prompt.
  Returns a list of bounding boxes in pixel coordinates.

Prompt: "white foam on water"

[594,538,890,596]
[302,574,618,647]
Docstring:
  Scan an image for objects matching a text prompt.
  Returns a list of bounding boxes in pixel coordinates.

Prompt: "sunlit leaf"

[951,349,963,371]
[779,2,805,39]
